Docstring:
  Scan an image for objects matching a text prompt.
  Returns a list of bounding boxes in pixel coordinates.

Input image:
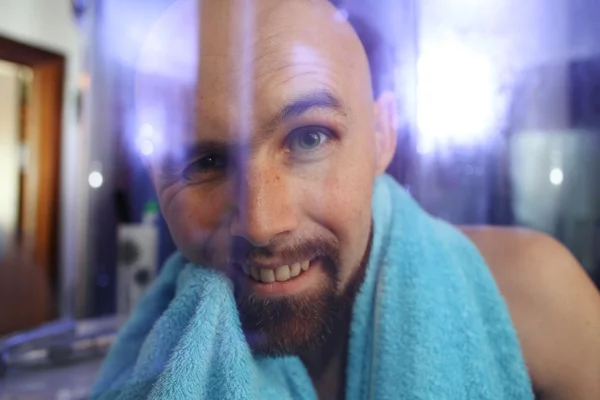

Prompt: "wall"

[0,61,20,240]
[510,131,600,273]
[0,0,83,317]
[571,0,600,59]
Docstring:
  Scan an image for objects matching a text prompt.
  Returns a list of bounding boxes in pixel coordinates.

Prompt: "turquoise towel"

[91,174,533,399]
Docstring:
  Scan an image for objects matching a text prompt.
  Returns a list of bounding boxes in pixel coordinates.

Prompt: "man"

[95,0,600,398]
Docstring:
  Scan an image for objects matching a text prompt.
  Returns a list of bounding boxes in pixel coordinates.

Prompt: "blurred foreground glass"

[0,0,599,398]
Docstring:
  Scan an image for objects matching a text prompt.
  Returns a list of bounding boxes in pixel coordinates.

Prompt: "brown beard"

[232,228,372,357]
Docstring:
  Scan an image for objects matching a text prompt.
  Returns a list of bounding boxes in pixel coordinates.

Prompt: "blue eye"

[183,154,228,181]
[288,126,333,152]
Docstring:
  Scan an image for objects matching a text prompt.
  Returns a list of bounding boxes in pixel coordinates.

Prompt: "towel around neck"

[91,174,533,399]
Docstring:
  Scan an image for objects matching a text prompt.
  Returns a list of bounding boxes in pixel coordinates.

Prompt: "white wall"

[0,0,83,317]
[0,0,79,52]
[0,61,20,239]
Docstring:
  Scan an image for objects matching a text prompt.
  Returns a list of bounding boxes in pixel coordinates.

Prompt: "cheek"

[327,134,376,222]
[302,144,375,284]
[161,185,229,261]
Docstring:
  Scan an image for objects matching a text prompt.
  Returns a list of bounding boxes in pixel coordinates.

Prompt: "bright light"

[139,123,154,137]
[88,171,104,189]
[137,123,157,156]
[550,168,564,186]
[417,38,496,147]
[417,137,435,155]
[139,139,155,156]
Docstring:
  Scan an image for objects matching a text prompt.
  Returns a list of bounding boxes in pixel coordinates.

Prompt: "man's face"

[150,0,391,354]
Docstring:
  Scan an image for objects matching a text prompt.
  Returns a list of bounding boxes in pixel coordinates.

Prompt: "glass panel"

[1,1,599,398]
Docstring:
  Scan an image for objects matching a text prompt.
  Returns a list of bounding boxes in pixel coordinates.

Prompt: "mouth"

[234,258,322,296]
[239,259,314,284]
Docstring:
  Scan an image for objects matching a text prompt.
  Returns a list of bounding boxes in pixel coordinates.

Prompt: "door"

[0,37,65,335]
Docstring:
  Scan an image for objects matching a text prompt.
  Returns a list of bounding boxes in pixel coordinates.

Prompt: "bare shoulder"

[460,226,600,399]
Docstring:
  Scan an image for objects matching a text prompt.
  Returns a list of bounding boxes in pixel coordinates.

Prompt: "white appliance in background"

[117,224,158,315]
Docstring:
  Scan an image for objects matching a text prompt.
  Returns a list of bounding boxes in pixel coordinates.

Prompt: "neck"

[300,317,351,400]
[301,225,374,399]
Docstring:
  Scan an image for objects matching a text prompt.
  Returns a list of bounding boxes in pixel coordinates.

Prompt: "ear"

[373,90,398,176]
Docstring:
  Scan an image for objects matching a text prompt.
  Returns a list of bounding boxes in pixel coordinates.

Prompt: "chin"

[236,282,340,355]
[236,260,369,357]
[233,227,374,356]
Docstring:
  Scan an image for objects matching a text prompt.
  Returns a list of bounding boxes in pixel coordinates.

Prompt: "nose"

[229,165,299,247]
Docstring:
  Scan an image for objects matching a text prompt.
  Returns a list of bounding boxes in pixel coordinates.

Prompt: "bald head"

[194,0,373,139]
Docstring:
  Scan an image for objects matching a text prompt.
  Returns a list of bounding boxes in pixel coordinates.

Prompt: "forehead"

[195,0,370,131]
[135,0,373,149]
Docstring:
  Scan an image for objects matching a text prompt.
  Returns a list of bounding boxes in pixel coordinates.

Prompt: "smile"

[240,260,312,284]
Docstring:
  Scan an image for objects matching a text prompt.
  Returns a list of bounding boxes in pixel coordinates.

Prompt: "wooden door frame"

[0,35,65,322]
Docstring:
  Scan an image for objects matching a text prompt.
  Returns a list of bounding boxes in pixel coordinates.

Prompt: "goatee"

[233,229,372,357]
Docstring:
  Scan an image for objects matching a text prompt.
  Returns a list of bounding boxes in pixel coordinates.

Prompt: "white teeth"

[250,266,261,281]
[290,263,301,278]
[260,269,275,283]
[246,260,312,283]
[275,265,291,282]
[301,260,310,271]
[242,264,250,276]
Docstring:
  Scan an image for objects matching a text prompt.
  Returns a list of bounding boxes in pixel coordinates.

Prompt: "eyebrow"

[263,89,348,134]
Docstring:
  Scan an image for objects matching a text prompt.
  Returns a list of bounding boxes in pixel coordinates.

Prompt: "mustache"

[230,236,340,266]
[203,234,340,267]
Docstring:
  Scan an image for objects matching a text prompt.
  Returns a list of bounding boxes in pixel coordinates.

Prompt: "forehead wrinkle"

[255,60,330,87]
[231,51,332,99]
[253,45,340,88]
[264,60,347,98]
[269,71,341,98]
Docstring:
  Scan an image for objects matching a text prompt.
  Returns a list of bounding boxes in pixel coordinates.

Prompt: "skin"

[144,0,600,398]
[463,227,600,400]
